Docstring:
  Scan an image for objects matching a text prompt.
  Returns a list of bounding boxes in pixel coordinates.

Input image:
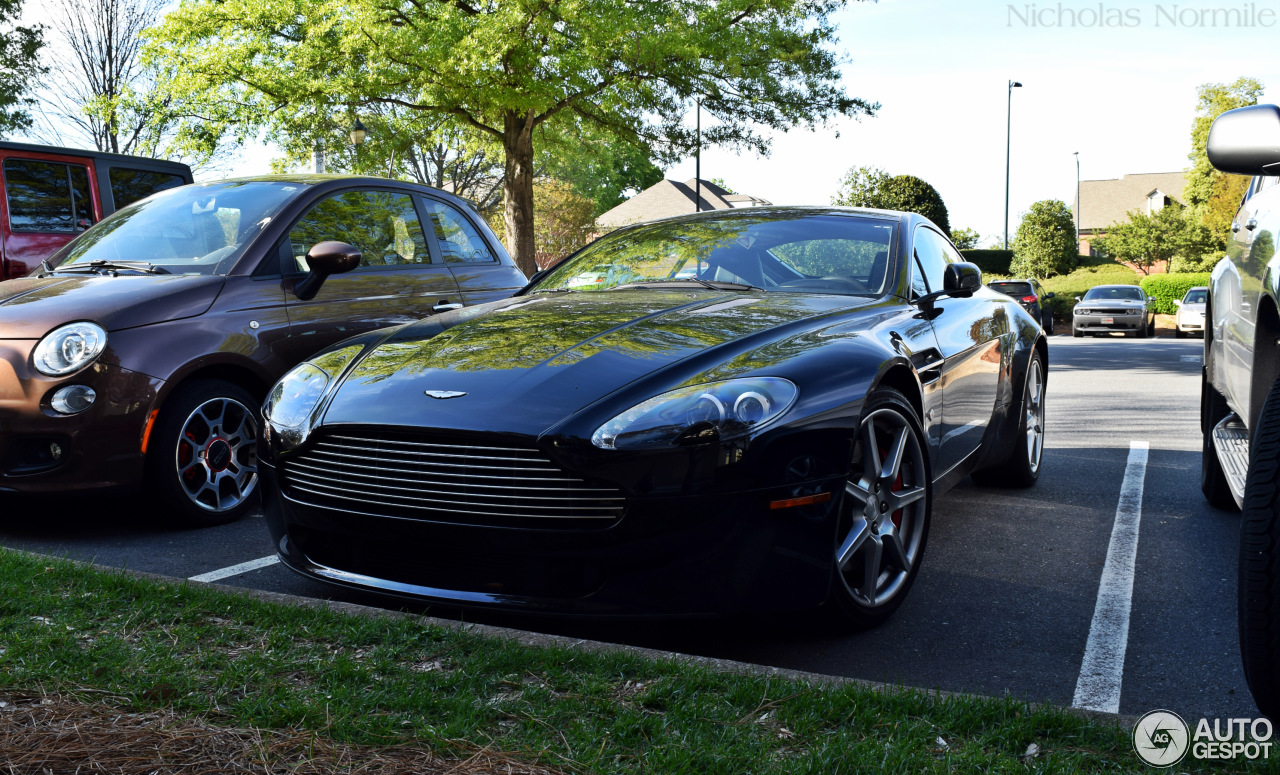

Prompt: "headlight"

[263,345,365,445]
[592,377,797,450]
[34,322,106,376]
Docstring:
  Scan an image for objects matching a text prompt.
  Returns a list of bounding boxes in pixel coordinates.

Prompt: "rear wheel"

[1043,312,1055,335]
[823,388,930,630]
[1239,378,1280,717]
[148,380,260,526]
[972,351,1046,489]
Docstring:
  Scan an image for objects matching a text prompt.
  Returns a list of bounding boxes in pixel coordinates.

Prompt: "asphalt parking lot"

[0,333,1253,722]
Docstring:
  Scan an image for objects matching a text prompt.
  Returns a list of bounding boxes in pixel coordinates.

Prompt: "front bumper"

[0,339,160,493]
[1177,312,1205,332]
[260,425,851,618]
[1073,310,1145,332]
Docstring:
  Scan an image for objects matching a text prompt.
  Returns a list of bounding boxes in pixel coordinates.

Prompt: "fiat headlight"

[264,345,365,444]
[34,322,107,376]
[592,377,797,450]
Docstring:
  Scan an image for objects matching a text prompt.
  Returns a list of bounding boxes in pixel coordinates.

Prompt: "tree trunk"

[502,110,538,276]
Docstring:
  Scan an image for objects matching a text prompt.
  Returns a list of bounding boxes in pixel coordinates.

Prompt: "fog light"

[50,385,96,415]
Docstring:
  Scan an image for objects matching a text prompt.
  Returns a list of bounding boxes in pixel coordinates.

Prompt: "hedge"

[961,249,1013,276]
[1139,273,1212,315]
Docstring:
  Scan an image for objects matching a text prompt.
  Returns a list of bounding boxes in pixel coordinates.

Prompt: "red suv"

[0,141,192,281]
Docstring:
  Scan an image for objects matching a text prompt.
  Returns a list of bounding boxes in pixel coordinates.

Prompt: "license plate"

[1102,317,1114,324]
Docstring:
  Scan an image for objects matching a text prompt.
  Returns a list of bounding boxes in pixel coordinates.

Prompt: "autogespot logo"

[1133,710,1275,767]
[1133,710,1189,767]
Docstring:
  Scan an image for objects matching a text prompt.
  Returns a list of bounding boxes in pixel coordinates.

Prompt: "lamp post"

[694,100,701,212]
[1074,151,1081,254]
[1004,80,1022,250]
[349,118,367,174]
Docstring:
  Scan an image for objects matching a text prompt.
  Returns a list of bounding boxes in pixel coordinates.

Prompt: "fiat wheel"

[149,380,260,526]
[825,388,931,629]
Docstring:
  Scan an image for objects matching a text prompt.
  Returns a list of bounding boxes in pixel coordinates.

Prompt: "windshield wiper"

[53,259,170,276]
[614,278,761,292]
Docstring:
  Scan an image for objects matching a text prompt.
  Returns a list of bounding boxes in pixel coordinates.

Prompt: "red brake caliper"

[878,446,906,527]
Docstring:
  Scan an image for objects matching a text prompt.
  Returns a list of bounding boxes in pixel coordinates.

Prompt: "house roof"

[596,178,771,230]
[1076,171,1188,232]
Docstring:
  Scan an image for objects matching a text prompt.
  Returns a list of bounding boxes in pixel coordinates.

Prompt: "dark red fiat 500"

[0,175,525,524]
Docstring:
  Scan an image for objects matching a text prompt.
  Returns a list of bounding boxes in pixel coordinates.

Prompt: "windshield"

[1082,286,1144,302]
[534,213,897,296]
[1184,288,1207,304]
[989,282,1032,297]
[52,180,305,275]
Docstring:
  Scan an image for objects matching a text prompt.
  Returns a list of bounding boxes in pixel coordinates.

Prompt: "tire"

[147,379,261,526]
[1201,368,1239,512]
[1176,328,1187,339]
[1043,313,1055,335]
[822,387,931,630]
[971,351,1046,489]
[1149,317,1157,337]
[1136,323,1148,339]
[1239,378,1280,718]
[1073,326,1083,338]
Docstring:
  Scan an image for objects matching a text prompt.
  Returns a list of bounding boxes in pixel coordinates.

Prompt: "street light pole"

[1074,151,1081,253]
[1005,80,1022,250]
[694,99,701,213]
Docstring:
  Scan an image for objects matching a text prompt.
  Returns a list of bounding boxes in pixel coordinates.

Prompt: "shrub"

[1042,263,1139,321]
[1140,272,1212,314]
[961,249,1013,276]
[1011,200,1078,278]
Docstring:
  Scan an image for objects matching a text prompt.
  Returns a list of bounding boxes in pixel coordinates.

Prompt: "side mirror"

[1207,104,1280,175]
[1074,295,1082,302]
[943,262,982,295]
[1148,296,1155,303]
[1044,292,1056,300]
[294,241,361,301]
[1174,299,1183,307]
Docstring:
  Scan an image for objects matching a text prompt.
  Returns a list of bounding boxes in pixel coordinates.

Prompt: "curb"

[23,549,1141,731]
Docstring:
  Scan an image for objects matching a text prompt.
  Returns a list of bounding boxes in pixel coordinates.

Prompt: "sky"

[17,0,1280,248]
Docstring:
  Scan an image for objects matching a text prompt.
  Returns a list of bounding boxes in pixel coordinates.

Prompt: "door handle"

[1247,218,1259,231]
[432,300,464,313]
[1232,221,1241,233]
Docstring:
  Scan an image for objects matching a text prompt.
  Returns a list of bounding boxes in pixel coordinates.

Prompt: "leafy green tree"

[1011,200,1077,279]
[146,0,876,276]
[832,166,950,235]
[1186,77,1264,243]
[0,0,45,134]
[1094,204,1217,275]
[950,227,981,250]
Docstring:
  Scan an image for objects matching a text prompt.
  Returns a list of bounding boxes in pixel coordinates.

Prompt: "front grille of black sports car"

[279,430,626,528]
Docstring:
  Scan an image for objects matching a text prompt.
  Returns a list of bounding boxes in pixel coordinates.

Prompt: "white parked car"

[1173,286,1207,338]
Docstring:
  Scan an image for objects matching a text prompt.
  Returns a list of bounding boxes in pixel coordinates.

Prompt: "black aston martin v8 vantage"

[259,207,1048,625]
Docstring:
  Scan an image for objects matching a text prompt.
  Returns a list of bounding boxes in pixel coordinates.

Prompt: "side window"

[912,226,949,294]
[910,256,929,299]
[109,167,187,210]
[286,190,428,273]
[4,159,94,233]
[422,199,496,264]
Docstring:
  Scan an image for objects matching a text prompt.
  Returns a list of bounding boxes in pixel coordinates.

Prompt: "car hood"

[1180,302,1206,313]
[1077,299,1144,307]
[323,290,874,435]
[0,274,225,338]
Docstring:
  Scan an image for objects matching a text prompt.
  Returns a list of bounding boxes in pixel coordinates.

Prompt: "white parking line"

[188,555,280,583]
[1072,441,1150,714]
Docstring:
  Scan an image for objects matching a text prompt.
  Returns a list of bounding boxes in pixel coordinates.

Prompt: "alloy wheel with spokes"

[149,380,261,526]
[1023,356,1045,477]
[827,388,931,628]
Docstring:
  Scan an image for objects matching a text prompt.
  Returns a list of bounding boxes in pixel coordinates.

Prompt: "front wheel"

[1072,326,1083,338]
[1240,378,1280,717]
[822,388,931,630]
[1176,328,1187,339]
[148,380,261,526]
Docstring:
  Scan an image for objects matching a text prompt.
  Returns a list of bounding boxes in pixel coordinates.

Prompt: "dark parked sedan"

[988,278,1056,333]
[1071,284,1155,337]
[0,175,525,524]
[260,207,1048,625]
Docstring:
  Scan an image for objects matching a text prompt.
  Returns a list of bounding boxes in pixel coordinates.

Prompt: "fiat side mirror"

[1207,104,1280,175]
[294,241,361,301]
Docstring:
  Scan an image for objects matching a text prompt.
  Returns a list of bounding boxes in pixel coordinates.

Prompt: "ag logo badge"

[1133,709,1190,767]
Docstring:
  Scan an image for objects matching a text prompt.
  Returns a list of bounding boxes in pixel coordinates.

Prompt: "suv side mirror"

[294,241,361,301]
[1148,296,1156,303]
[1208,104,1280,175]
[1044,291,1056,300]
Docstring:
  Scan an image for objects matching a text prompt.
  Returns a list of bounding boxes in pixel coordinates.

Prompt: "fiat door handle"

[432,300,464,313]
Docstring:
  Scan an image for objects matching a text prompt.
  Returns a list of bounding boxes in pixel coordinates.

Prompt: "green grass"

[0,549,1259,773]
